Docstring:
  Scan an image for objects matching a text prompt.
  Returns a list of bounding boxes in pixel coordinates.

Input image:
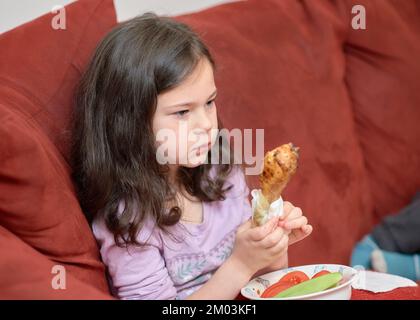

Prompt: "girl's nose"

[195,106,213,131]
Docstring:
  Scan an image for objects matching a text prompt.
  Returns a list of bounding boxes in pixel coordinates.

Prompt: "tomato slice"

[261,281,294,298]
[312,270,331,279]
[261,271,310,298]
[279,271,310,285]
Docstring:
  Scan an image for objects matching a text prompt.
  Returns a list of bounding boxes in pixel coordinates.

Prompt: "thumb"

[237,218,252,234]
[250,216,279,241]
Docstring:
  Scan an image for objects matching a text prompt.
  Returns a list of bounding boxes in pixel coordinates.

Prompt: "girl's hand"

[230,217,289,278]
[278,201,313,246]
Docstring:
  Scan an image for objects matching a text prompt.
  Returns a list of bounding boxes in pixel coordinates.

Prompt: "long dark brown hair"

[70,12,240,247]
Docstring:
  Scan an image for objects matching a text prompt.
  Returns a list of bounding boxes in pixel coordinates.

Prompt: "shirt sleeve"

[92,206,177,300]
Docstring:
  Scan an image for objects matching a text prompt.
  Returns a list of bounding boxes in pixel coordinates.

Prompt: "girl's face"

[153,58,219,169]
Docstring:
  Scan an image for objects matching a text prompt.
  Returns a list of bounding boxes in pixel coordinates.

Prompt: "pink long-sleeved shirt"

[92,166,252,299]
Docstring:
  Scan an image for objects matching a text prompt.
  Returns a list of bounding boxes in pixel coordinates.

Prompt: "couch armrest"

[0,225,114,299]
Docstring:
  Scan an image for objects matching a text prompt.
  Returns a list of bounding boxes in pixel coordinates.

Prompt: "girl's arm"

[187,218,289,300]
[186,253,288,300]
[252,253,288,278]
[185,255,253,300]
[93,218,178,300]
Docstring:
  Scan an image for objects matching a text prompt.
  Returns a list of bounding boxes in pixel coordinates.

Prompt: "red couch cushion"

[343,0,420,222]
[0,0,117,297]
[0,225,113,299]
[176,0,375,265]
[0,0,117,161]
[2,0,419,299]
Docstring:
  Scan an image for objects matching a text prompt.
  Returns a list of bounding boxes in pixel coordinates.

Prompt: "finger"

[269,234,289,255]
[283,216,308,230]
[288,229,305,246]
[237,218,252,233]
[282,201,294,219]
[289,225,313,245]
[279,207,303,227]
[250,216,279,241]
[261,227,285,249]
[302,224,313,235]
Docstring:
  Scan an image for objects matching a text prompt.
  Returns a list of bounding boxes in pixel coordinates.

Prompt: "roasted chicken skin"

[259,143,299,204]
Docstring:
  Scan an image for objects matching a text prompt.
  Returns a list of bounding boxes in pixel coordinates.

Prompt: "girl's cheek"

[154,114,215,166]
[153,117,184,165]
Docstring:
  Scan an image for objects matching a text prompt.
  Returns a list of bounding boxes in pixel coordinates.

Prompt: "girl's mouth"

[193,141,212,155]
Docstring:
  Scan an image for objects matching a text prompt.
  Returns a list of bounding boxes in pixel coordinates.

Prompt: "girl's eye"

[174,110,189,117]
[206,99,216,108]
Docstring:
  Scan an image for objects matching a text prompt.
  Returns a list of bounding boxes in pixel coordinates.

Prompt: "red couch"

[1,0,419,299]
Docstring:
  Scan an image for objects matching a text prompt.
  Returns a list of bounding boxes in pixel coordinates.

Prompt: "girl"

[71,12,313,300]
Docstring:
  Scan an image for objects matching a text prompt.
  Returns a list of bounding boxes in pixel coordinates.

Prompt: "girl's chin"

[180,152,209,167]
[185,157,208,167]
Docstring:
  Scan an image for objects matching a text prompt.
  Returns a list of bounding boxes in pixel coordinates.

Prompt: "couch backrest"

[0,0,117,296]
[176,0,420,264]
[343,0,420,222]
[1,0,419,275]
[177,0,374,265]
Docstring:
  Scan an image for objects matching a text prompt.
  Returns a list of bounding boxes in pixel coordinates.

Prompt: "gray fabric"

[371,191,420,254]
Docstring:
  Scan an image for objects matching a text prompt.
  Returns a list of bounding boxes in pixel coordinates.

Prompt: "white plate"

[241,264,358,300]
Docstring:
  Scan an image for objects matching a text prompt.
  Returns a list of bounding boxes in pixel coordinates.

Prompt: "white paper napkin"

[352,270,418,293]
[251,189,284,225]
